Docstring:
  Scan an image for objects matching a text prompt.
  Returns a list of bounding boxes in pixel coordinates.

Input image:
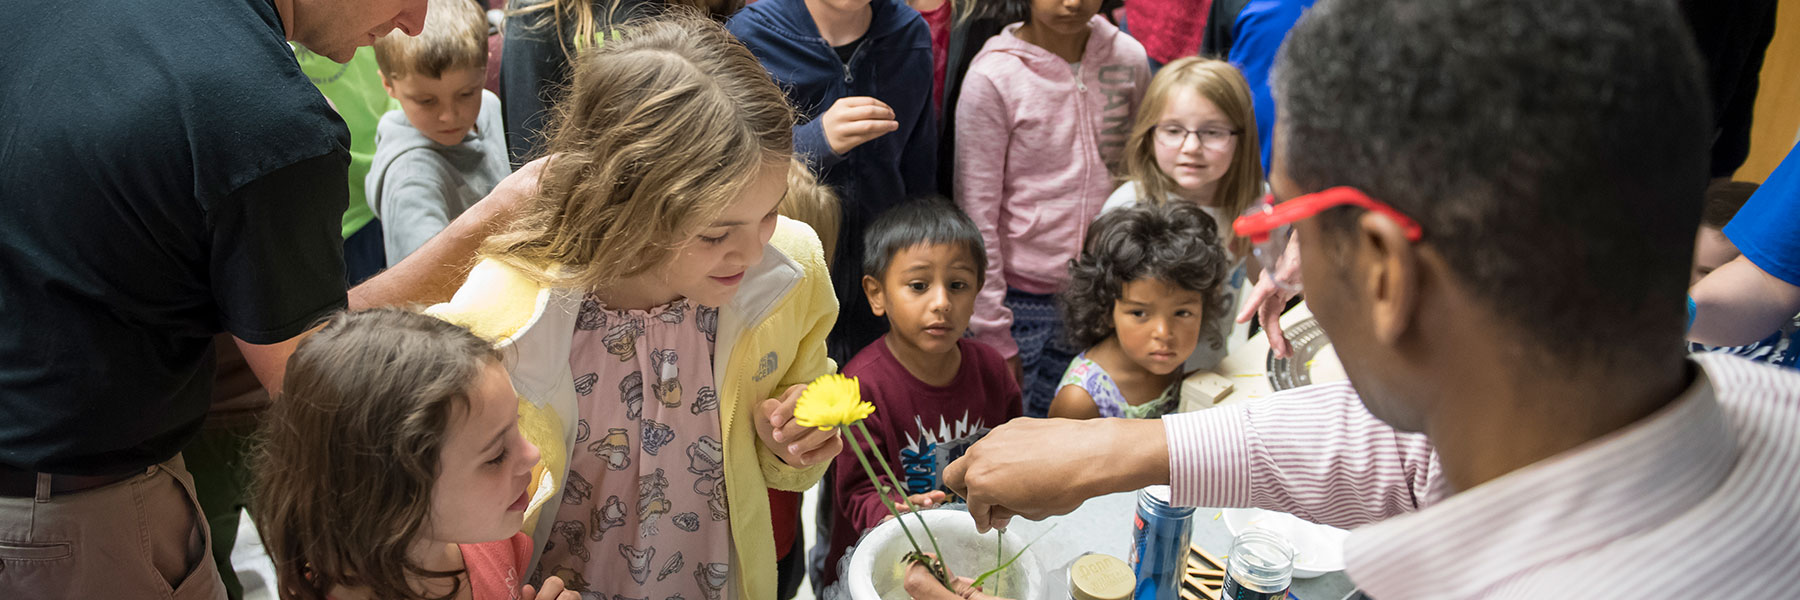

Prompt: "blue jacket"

[728,0,938,362]
[1202,0,1317,170]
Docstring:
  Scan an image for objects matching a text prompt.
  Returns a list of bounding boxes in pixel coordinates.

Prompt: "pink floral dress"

[536,295,734,600]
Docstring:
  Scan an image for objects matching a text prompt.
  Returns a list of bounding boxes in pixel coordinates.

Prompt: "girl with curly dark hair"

[1049,202,1232,419]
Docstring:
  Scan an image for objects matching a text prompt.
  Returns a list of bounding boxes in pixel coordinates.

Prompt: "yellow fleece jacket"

[427,218,838,599]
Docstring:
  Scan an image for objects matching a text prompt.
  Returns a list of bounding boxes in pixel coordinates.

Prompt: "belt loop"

[34,473,51,503]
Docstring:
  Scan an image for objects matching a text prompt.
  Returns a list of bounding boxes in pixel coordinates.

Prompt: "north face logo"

[754,352,778,381]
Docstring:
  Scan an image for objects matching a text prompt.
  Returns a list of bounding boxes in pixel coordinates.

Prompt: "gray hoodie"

[365,90,510,266]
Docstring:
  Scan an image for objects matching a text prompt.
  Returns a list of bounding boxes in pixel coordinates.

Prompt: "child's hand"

[900,490,948,512]
[1236,229,1304,358]
[821,96,899,156]
[756,383,845,466]
[880,490,949,523]
[904,558,1008,600]
[523,575,579,600]
[1005,355,1023,387]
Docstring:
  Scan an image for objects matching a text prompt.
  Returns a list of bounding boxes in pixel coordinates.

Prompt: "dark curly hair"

[1060,203,1233,350]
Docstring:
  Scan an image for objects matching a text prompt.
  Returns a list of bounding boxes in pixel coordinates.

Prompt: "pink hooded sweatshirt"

[954,16,1149,358]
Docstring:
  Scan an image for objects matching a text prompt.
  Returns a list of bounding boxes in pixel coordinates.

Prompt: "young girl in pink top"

[954,0,1150,416]
[252,308,575,600]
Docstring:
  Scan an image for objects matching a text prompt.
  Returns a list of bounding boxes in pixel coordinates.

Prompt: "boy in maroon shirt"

[819,198,1024,591]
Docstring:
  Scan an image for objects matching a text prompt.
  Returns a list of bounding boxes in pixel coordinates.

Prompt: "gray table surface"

[1002,492,1356,600]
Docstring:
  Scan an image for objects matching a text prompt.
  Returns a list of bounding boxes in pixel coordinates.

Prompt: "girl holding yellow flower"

[426,17,841,600]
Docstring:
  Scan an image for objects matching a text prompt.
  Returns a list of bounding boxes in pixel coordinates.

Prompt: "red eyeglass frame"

[1232,186,1425,243]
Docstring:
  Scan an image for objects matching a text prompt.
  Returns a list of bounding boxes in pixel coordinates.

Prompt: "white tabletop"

[1004,492,1357,600]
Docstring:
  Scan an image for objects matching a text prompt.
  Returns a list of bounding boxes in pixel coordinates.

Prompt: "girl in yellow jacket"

[428,15,840,600]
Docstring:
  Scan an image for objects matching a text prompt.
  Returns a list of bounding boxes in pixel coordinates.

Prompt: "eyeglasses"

[1232,187,1425,292]
[1153,124,1239,151]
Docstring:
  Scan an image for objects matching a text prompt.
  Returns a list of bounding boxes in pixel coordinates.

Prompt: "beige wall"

[1732,0,1800,183]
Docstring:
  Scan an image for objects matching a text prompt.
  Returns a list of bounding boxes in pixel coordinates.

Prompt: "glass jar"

[1222,529,1297,600]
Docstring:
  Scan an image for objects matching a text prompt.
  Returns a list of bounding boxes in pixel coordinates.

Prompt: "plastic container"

[1221,529,1297,600]
[843,509,1042,600]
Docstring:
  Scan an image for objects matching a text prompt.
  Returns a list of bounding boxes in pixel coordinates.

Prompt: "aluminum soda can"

[1128,485,1194,599]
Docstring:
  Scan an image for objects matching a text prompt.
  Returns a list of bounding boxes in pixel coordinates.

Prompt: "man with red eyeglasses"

[931,0,1800,597]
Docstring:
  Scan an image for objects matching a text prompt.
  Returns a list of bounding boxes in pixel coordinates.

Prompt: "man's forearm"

[1095,417,1173,496]
[348,158,542,309]
[1689,255,1800,346]
[347,197,496,309]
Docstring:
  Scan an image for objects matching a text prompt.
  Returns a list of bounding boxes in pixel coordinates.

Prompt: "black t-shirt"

[0,0,350,474]
[833,36,866,64]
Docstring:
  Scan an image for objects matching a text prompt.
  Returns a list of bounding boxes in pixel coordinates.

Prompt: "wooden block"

[1192,544,1227,569]
[1190,372,1235,403]
[1181,583,1219,600]
[1184,541,1232,600]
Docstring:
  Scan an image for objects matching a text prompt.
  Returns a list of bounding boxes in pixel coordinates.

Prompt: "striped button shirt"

[1163,352,1800,599]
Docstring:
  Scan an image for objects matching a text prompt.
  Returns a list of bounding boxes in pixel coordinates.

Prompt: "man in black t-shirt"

[0,0,532,596]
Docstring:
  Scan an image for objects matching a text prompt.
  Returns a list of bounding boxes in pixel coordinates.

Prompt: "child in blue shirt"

[727,0,939,365]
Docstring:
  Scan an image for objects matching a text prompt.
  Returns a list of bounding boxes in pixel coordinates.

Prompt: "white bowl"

[1221,508,1351,578]
[845,509,1043,600]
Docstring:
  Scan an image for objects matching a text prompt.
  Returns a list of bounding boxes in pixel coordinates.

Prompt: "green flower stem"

[854,422,946,563]
[842,425,926,558]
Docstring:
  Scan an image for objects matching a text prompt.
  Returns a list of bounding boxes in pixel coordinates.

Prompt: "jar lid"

[1069,554,1134,600]
[1227,529,1297,588]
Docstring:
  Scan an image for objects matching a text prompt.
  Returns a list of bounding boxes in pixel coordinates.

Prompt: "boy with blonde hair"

[369,0,510,266]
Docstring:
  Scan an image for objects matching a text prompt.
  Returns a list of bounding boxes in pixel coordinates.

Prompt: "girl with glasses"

[1101,57,1263,370]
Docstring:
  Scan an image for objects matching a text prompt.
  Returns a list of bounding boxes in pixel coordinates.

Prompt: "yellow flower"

[793,374,873,429]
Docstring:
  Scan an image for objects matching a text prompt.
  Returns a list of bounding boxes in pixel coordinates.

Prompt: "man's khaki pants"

[0,455,227,599]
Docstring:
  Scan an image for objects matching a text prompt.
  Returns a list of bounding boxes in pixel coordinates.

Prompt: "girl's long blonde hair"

[481,13,796,291]
[1121,57,1262,257]
[252,308,503,600]
[780,158,842,268]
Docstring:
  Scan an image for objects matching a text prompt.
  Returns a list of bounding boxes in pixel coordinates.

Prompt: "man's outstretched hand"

[942,418,1169,532]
